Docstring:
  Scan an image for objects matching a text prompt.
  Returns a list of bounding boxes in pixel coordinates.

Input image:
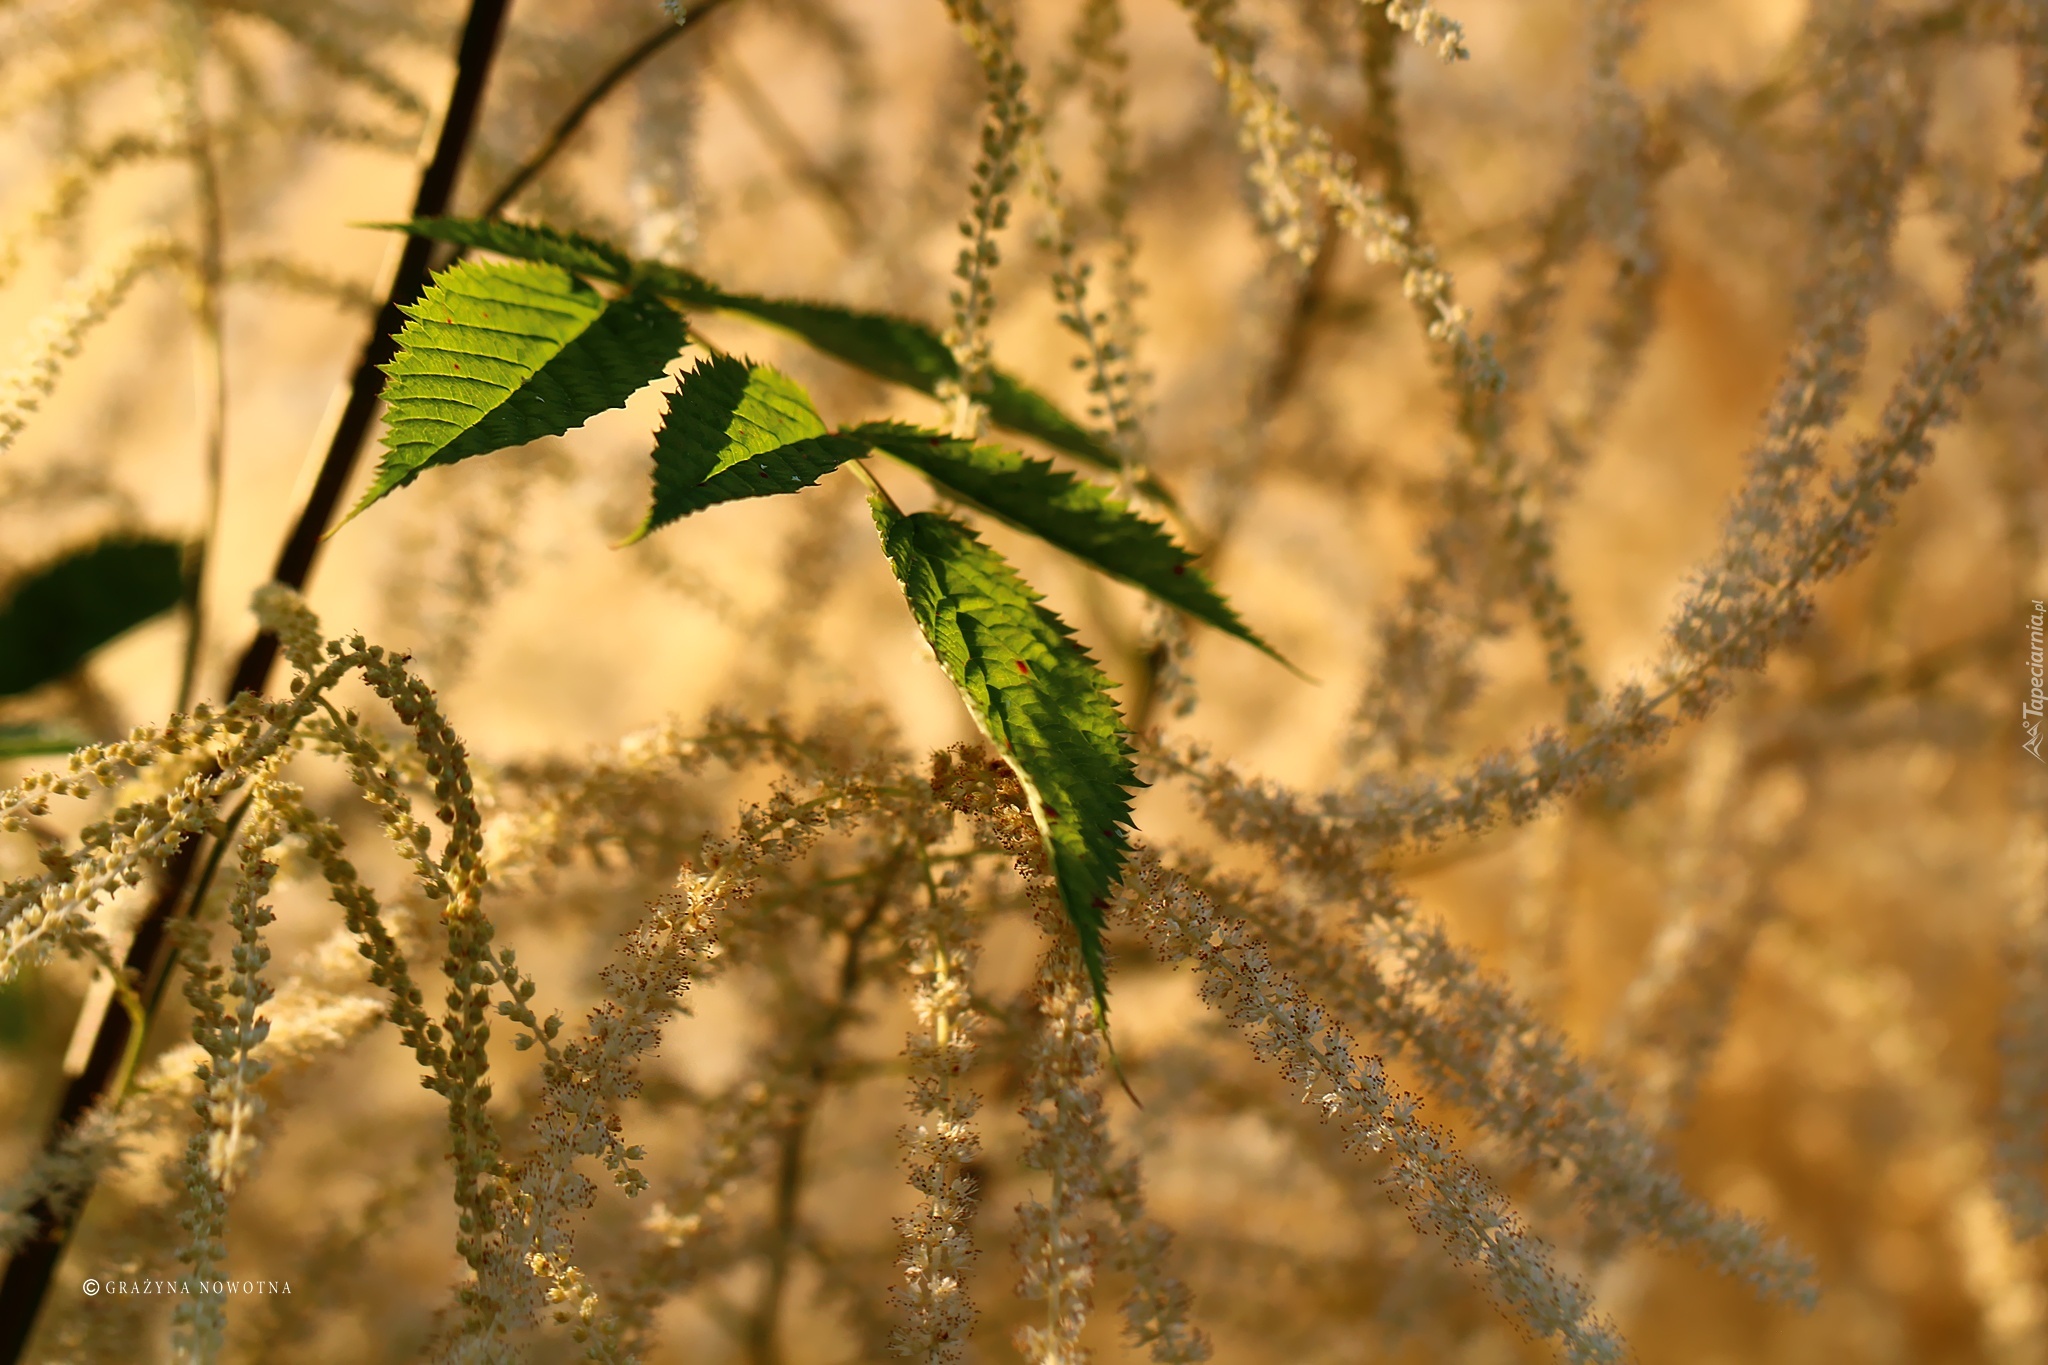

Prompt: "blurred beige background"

[4,0,2047,1361]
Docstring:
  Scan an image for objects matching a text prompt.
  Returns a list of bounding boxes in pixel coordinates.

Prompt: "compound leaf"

[378,219,1152,495]
[857,422,1291,668]
[636,269,1160,494]
[703,293,955,393]
[337,260,684,531]
[699,290,1129,472]
[873,503,1141,1019]
[622,354,867,544]
[0,535,185,698]
[370,217,633,283]
[982,369,1117,475]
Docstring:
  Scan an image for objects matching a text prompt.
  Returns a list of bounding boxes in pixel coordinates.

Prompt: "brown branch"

[0,5,512,1357]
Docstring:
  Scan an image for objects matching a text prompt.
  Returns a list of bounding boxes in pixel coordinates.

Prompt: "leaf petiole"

[846,458,902,516]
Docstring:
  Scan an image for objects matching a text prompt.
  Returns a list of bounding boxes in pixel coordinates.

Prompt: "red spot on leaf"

[1171,563,1186,575]
[1015,660,1031,675]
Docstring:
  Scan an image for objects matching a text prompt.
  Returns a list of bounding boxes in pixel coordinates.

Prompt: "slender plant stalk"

[0,3,511,1354]
[847,458,903,515]
[478,0,740,222]
[171,0,229,720]
[744,874,893,1365]
[0,1,760,1346]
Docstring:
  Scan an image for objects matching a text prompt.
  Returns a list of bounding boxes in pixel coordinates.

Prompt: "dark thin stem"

[1247,220,1339,447]
[7,5,751,1351]
[478,0,740,222]
[0,6,510,1358]
[743,863,895,1365]
[230,10,509,702]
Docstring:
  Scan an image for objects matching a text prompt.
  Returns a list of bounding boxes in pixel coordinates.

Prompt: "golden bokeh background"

[3,0,2047,1361]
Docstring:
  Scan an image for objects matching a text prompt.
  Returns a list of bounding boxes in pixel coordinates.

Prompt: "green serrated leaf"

[699,291,1135,472]
[708,294,956,392]
[982,370,1122,474]
[0,721,90,759]
[634,261,721,307]
[638,274,1166,494]
[371,217,634,283]
[377,218,1169,502]
[872,503,1142,1018]
[336,261,684,531]
[0,535,185,698]
[622,354,868,544]
[857,422,1293,670]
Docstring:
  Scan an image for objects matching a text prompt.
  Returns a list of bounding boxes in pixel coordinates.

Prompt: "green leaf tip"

[340,259,685,530]
[355,217,1186,549]
[0,534,187,698]
[366,216,1155,495]
[694,294,956,392]
[369,216,634,283]
[637,279,1161,497]
[981,368,1129,480]
[855,422,1297,672]
[872,503,1144,1020]
[620,353,868,546]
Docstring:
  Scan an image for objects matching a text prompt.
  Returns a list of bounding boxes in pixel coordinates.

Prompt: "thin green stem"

[846,458,902,516]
